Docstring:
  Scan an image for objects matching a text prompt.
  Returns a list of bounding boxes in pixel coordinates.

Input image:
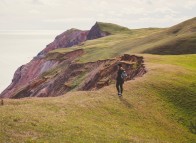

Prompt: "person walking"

[116,63,125,96]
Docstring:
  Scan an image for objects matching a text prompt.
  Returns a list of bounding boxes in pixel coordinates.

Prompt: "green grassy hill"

[1,54,196,143]
[49,17,195,63]
[1,18,196,142]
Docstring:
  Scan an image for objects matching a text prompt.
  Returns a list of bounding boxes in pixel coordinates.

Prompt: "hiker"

[116,63,126,96]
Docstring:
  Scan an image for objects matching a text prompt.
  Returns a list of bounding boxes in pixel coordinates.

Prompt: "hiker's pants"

[116,80,124,93]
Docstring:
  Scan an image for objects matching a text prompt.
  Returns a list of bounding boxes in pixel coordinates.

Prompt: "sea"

[0,30,62,93]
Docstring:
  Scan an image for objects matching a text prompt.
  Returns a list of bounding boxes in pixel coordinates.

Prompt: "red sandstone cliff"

[38,22,110,56]
[39,29,89,55]
[0,23,146,98]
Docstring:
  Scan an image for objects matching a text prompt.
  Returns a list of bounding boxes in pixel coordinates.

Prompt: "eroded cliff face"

[0,58,59,98]
[39,29,89,55]
[0,23,146,98]
[38,22,110,56]
[87,22,110,40]
[1,50,146,98]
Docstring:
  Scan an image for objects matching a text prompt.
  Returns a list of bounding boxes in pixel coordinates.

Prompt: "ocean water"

[0,30,61,93]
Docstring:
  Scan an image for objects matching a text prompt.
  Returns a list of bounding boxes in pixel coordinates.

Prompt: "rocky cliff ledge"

[1,51,146,98]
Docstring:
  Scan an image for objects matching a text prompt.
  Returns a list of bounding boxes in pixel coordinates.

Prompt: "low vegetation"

[1,54,196,143]
[1,18,196,142]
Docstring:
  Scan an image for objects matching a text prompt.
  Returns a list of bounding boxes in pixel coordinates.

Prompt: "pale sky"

[0,0,196,30]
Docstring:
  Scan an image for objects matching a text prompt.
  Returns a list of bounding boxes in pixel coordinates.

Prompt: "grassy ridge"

[48,28,164,62]
[1,54,196,143]
[48,18,195,63]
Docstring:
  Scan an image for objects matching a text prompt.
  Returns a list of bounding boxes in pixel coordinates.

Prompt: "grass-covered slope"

[49,17,195,61]
[48,28,164,62]
[1,54,196,143]
[143,17,196,54]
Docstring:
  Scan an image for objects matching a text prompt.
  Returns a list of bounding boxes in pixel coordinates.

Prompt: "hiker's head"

[118,63,122,67]
[118,63,122,69]
[117,63,124,70]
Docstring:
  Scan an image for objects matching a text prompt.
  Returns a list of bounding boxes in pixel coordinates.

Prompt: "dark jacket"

[116,69,124,82]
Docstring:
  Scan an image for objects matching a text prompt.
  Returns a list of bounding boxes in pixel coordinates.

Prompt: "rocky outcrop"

[38,22,112,56]
[38,29,89,55]
[87,22,110,40]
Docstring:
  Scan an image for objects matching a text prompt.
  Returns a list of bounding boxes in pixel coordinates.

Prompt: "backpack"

[121,71,127,79]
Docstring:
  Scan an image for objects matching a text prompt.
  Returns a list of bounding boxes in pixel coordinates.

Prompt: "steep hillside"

[49,18,195,64]
[143,17,196,54]
[1,54,195,143]
[131,17,196,54]
[38,21,129,56]
[166,17,196,34]
[39,28,89,55]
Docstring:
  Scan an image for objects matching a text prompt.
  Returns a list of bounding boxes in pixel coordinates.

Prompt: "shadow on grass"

[118,96,133,108]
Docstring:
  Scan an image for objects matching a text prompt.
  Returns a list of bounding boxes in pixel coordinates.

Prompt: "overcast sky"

[0,0,196,30]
